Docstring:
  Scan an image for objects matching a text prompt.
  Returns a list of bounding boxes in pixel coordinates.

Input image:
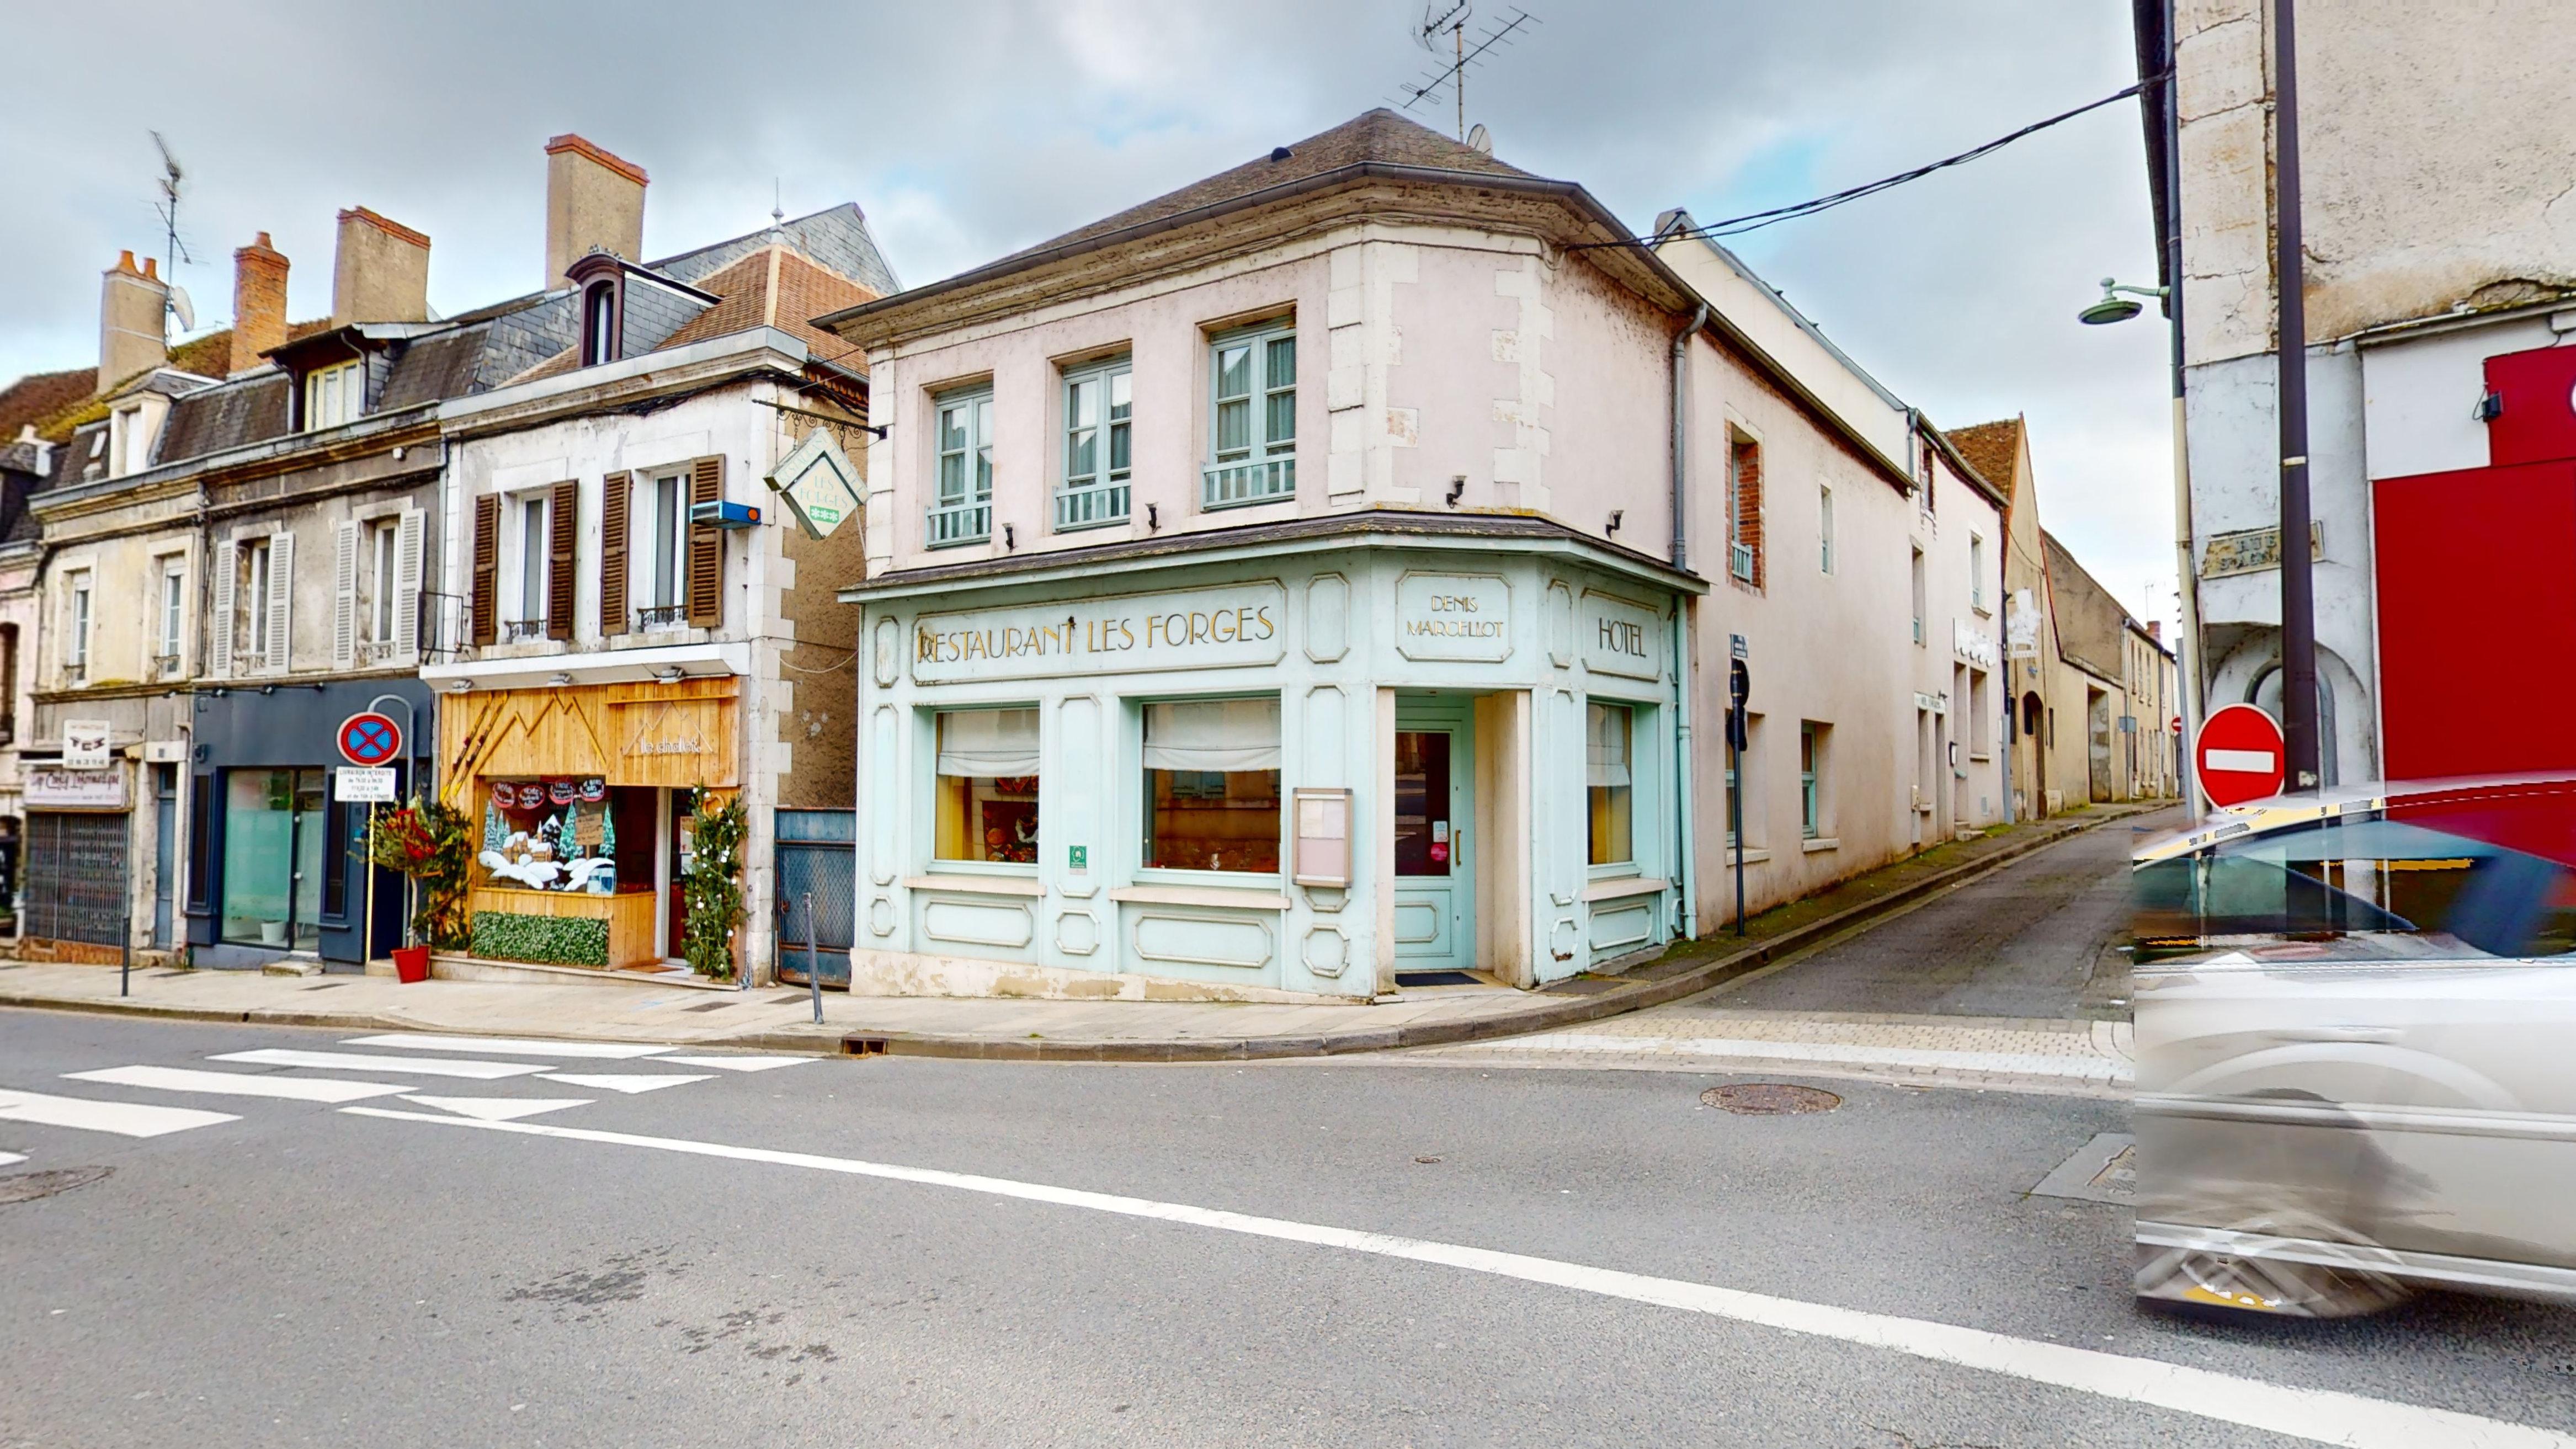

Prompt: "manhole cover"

[1702,1083,1841,1115]
[0,1166,113,1205]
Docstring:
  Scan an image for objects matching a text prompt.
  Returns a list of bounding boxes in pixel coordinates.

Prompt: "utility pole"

[2272,0,2320,792]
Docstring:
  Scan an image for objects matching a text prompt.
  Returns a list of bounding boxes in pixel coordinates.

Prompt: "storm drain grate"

[0,1166,113,1206]
[683,1000,735,1013]
[1702,1083,1843,1115]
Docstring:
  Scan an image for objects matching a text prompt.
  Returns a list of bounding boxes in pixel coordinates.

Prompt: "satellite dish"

[167,284,195,332]
[1466,122,1492,155]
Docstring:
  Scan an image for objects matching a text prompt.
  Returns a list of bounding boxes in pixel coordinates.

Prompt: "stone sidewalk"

[0,803,2164,1062]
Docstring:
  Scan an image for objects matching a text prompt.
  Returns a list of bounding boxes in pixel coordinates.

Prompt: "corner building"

[824,111,2002,1001]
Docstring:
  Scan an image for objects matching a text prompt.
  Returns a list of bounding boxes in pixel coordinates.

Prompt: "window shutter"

[209,539,237,678]
[393,509,423,661]
[599,471,630,637]
[470,493,500,647]
[331,520,359,670]
[546,480,578,642]
[685,455,724,627]
[267,530,294,673]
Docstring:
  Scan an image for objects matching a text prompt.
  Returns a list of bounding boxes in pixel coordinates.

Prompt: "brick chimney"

[544,134,647,290]
[330,206,430,326]
[99,249,169,386]
[2147,620,2163,643]
[231,232,290,369]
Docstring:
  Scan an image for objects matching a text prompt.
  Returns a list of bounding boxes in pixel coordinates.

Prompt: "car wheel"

[2134,1234,2410,1319]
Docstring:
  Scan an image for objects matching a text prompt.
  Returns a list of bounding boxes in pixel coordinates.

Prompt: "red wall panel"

[2375,460,2576,779]
[2485,343,2576,467]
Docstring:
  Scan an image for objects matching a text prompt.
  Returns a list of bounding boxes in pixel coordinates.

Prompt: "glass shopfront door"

[1392,697,1476,976]
[220,768,324,950]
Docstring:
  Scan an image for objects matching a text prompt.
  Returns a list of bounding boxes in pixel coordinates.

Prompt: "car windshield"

[2136,808,2576,960]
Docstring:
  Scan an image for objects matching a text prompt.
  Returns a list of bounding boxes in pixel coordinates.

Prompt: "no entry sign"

[2196,703,2285,807]
[338,712,403,769]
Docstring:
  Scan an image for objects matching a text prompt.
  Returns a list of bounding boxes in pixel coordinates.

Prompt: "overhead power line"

[1577,75,2167,251]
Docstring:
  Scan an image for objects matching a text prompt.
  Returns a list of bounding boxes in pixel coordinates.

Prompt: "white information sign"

[336,766,400,804]
[1952,618,1998,670]
[912,582,1287,684]
[26,765,125,809]
[62,720,113,769]
[1393,573,1512,662]
[2005,589,2041,660]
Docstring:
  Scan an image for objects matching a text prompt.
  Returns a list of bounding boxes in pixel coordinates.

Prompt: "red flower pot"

[392,945,432,984]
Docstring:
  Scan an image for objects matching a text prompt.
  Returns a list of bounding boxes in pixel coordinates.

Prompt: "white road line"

[0,1089,237,1138]
[399,1096,592,1122]
[340,1034,672,1060]
[340,1105,2574,1449]
[654,1055,812,1072]
[0,1151,26,1166]
[1487,1033,2131,1083]
[211,1050,549,1080]
[535,1073,714,1094]
[64,1066,414,1104]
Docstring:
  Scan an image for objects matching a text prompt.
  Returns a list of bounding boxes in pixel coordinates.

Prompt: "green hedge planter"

[471,910,610,968]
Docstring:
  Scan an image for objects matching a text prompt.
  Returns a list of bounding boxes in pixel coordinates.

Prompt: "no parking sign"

[338,712,403,769]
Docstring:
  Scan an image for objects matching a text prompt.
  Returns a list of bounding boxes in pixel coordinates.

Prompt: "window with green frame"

[1800,721,1825,839]
[1205,321,1295,508]
[1057,359,1131,531]
[930,388,993,547]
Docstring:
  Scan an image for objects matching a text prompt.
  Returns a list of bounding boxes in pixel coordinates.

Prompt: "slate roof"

[1943,417,2024,498]
[995,108,1537,270]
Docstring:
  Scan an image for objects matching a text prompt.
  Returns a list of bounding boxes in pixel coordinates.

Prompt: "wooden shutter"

[393,509,423,660]
[470,493,500,647]
[267,530,294,673]
[546,480,578,641]
[209,539,237,678]
[331,520,359,670]
[684,455,724,628]
[599,471,630,637]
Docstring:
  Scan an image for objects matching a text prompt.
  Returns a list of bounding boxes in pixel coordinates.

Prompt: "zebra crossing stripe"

[0,1088,238,1138]
[211,1050,550,1080]
[400,1096,593,1122]
[65,1066,416,1104]
[0,1151,26,1166]
[537,1073,714,1094]
[340,1034,673,1059]
[656,1056,813,1072]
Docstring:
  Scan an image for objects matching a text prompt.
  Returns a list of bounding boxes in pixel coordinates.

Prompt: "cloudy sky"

[0,0,2175,628]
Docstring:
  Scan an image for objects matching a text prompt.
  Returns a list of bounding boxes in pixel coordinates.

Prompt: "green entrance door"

[1392,697,1475,975]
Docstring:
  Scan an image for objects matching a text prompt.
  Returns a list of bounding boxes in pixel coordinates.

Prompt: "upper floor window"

[242,536,280,668]
[581,282,619,367]
[304,360,362,431]
[929,389,994,548]
[156,557,185,669]
[110,403,151,477]
[65,572,92,676]
[1727,433,1763,586]
[1970,534,1987,612]
[1818,485,1834,575]
[1205,321,1295,509]
[637,468,691,625]
[367,518,400,645]
[1057,358,1132,531]
[1910,545,1927,646]
[514,494,550,638]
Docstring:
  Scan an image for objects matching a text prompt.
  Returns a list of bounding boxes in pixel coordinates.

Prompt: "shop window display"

[1143,698,1281,874]
[935,708,1039,864]
[478,777,620,893]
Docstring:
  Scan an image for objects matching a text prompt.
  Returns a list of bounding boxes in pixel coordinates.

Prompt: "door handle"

[2267,1026,2401,1044]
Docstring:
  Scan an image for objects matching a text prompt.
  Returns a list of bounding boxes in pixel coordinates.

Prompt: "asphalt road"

[1711,808,2187,1020]
[5,1008,2573,1447]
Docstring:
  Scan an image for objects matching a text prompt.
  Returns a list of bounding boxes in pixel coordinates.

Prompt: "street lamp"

[2077,278,2168,326]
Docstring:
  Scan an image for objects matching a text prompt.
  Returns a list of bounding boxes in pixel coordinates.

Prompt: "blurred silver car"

[2130,777,2576,1317]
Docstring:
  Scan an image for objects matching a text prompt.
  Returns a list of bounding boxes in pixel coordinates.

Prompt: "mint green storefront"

[846,520,1704,1001]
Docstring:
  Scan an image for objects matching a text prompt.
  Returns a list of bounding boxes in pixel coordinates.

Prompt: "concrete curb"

[0,805,2160,1063]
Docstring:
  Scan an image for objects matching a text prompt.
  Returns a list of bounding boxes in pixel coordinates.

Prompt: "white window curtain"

[936,708,1040,777]
[1586,702,1632,787]
[1143,699,1281,773]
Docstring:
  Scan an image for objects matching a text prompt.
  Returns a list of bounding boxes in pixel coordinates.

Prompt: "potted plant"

[366,796,474,983]
[680,787,747,981]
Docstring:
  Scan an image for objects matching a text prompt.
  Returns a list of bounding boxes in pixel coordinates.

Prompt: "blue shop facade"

[846,523,1704,1000]
[186,678,437,970]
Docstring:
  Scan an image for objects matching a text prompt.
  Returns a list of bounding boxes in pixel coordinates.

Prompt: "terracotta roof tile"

[1942,417,2024,496]
[657,246,879,361]
[0,367,99,443]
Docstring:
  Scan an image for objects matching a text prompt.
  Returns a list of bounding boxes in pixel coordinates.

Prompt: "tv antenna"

[1397,4,1536,143]
[149,132,197,338]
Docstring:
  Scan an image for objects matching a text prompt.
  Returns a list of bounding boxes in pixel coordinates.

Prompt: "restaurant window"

[1142,698,1281,874]
[934,708,1040,865]
[929,388,994,547]
[1204,321,1295,508]
[1587,701,1634,866]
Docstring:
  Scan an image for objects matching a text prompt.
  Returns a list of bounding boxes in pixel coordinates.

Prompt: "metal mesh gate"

[774,809,854,987]
[24,812,128,950]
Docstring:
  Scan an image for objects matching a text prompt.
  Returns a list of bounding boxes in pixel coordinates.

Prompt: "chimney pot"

[544,134,648,290]
[232,232,291,371]
[331,206,430,326]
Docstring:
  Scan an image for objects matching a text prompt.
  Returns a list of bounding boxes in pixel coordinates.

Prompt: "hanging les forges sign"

[765,428,863,540]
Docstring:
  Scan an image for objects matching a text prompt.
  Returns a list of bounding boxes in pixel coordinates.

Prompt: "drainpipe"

[1670,303,1708,941]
